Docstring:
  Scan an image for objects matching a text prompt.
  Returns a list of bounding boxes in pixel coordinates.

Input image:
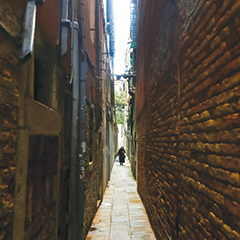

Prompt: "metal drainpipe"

[67,19,80,240]
[95,0,101,131]
[78,0,87,239]
[95,0,100,76]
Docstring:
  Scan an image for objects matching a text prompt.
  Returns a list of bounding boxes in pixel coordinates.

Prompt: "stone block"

[229,172,240,186]
[225,199,240,218]
[209,154,240,173]
[221,71,240,91]
[203,119,219,130]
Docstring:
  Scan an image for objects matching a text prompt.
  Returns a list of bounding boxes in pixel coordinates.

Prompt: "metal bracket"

[73,21,79,30]
[61,19,71,27]
[61,20,78,57]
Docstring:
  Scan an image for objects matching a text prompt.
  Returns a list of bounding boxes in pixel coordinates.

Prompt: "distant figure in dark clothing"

[118,146,126,165]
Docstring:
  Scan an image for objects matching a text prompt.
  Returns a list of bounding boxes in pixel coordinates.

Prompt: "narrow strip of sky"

[113,0,130,75]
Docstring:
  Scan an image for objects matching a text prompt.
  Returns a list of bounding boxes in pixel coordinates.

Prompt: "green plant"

[115,90,125,124]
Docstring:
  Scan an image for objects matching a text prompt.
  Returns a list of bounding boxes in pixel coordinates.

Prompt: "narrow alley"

[86,159,156,240]
[1,0,240,240]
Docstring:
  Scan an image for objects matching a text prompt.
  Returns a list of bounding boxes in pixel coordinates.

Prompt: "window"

[33,27,57,109]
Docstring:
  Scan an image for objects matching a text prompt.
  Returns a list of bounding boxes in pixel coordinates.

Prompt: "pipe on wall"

[77,0,87,239]
[95,0,101,131]
[62,0,86,238]
[67,19,80,240]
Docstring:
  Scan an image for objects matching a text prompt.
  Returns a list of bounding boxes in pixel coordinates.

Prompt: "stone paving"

[86,159,156,240]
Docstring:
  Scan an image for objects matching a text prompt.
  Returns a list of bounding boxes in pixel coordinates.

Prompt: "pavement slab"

[86,160,156,240]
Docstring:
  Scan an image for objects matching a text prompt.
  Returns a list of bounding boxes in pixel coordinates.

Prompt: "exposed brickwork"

[84,104,99,237]
[25,136,58,240]
[0,1,116,239]
[137,0,240,239]
[1,2,63,240]
[0,24,20,240]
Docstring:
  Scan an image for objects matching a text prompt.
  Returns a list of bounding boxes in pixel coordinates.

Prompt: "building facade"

[0,0,116,239]
[114,77,128,150]
[135,0,240,239]
[126,0,138,178]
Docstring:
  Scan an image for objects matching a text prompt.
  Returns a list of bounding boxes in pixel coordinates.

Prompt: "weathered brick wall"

[137,68,178,239]
[1,1,65,239]
[0,1,114,240]
[0,39,19,240]
[83,104,99,238]
[137,0,240,239]
[0,1,23,238]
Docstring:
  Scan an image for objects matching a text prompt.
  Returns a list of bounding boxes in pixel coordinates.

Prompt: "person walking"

[117,146,126,165]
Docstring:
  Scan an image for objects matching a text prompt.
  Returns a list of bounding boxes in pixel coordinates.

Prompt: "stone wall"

[136,0,240,239]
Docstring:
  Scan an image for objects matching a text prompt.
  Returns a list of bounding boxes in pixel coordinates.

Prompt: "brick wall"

[0,1,115,239]
[136,0,240,239]
[0,1,22,237]
[1,1,64,239]
[0,42,19,240]
[84,104,100,238]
